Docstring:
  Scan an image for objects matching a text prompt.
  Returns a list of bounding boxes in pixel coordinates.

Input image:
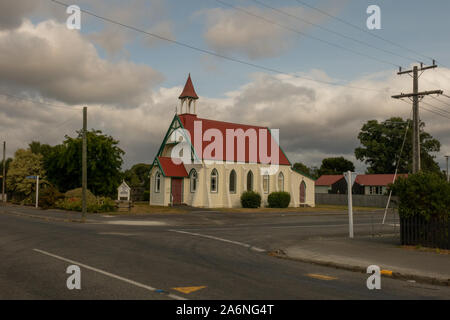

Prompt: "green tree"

[390,172,450,220]
[6,149,45,199]
[124,163,151,187]
[355,117,440,174]
[29,141,53,158]
[317,157,355,176]
[45,130,124,196]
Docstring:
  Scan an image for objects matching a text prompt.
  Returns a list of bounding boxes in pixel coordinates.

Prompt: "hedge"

[268,191,291,208]
[390,172,450,220]
[240,191,261,208]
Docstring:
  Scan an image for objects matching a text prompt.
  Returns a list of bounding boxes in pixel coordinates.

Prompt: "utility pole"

[82,107,87,221]
[446,155,449,182]
[392,62,443,173]
[2,141,5,204]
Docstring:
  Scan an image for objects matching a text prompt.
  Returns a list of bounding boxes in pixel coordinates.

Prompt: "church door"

[171,178,183,205]
[299,181,306,204]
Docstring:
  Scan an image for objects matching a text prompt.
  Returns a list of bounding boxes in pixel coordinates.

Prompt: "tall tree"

[292,162,318,179]
[6,149,45,199]
[45,130,124,196]
[29,141,53,158]
[355,117,440,174]
[124,163,151,187]
[317,157,355,176]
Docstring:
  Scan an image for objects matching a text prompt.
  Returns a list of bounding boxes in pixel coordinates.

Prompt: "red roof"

[315,175,344,186]
[179,74,199,100]
[157,156,188,177]
[355,174,408,186]
[178,114,290,165]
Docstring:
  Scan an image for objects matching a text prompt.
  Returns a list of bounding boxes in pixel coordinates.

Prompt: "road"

[1,205,449,300]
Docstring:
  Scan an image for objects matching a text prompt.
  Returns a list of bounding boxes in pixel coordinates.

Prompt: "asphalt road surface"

[1,206,449,300]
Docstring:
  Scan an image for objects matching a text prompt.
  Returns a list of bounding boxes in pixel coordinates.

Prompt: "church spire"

[179,74,198,114]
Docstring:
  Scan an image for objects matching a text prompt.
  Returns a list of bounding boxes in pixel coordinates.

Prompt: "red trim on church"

[158,156,189,177]
[179,74,199,100]
[178,114,291,165]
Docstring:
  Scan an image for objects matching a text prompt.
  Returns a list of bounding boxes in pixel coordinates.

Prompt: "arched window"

[229,170,236,193]
[210,169,218,193]
[155,171,161,193]
[263,174,269,193]
[189,169,197,193]
[247,170,253,191]
[278,172,284,191]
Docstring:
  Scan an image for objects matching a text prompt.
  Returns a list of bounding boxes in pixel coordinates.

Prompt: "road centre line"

[169,230,266,253]
[32,248,186,300]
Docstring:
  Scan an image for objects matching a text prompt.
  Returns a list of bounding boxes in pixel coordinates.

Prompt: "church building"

[149,75,315,208]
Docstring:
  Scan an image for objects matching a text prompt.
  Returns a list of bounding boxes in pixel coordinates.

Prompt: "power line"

[49,0,389,93]
[246,0,413,65]
[0,92,82,111]
[398,98,450,120]
[428,95,450,109]
[215,0,399,68]
[292,0,434,64]
[421,100,450,119]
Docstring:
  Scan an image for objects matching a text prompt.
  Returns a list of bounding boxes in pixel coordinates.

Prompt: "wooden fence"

[400,215,450,249]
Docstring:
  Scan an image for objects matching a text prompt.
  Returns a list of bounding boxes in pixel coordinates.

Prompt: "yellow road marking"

[172,286,206,294]
[306,273,337,281]
[381,269,393,276]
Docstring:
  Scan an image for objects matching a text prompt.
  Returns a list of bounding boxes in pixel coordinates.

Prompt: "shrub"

[268,191,291,208]
[54,188,116,213]
[390,172,450,220]
[39,185,64,209]
[240,191,261,208]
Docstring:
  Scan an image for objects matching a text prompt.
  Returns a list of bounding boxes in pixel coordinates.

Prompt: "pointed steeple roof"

[179,74,199,100]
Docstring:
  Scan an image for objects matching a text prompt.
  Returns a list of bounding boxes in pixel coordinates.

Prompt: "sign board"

[26,175,37,179]
[117,180,131,201]
[344,172,358,187]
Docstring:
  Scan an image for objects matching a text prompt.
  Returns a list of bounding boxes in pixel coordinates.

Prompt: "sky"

[0,0,449,172]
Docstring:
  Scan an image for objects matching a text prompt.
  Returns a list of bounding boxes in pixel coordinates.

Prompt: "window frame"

[210,169,218,193]
[278,172,284,191]
[155,171,161,193]
[247,170,253,191]
[189,169,197,193]
[229,169,237,194]
[263,174,269,194]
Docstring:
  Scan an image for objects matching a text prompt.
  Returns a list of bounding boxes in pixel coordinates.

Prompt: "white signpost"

[344,171,358,238]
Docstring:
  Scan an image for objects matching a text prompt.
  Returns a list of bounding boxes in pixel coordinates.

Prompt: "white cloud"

[0,20,163,107]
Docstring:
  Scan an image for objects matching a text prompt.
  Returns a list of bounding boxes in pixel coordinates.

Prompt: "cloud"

[0,0,39,30]
[198,4,333,60]
[0,20,163,107]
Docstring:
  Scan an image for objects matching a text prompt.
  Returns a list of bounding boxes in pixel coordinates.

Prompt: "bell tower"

[179,73,199,114]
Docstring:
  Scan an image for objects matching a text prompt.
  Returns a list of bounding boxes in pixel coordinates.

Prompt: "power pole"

[392,62,443,173]
[2,141,5,204]
[446,155,449,182]
[82,107,87,221]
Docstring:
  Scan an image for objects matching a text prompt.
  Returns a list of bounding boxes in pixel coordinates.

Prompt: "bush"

[54,188,116,213]
[240,191,261,208]
[39,184,64,209]
[390,172,450,220]
[268,191,291,208]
